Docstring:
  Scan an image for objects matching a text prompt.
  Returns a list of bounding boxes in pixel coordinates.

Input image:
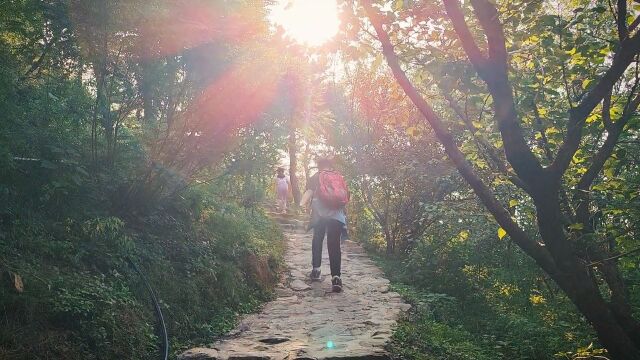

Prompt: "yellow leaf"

[498,227,507,239]
[582,79,592,89]
[458,230,469,240]
[545,127,559,136]
[509,199,518,207]
[586,113,600,124]
[530,294,546,305]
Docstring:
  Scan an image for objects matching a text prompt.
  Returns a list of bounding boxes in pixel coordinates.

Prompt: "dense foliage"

[0,1,288,358]
[331,0,640,358]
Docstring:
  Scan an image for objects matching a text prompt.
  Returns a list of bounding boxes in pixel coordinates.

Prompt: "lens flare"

[270,0,340,46]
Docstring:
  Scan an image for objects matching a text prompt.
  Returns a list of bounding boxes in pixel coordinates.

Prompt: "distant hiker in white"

[274,167,291,214]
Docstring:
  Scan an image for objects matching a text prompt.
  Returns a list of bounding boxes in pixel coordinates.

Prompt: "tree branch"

[469,0,508,68]
[363,0,557,274]
[617,0,629,41]
[441,0,487,69]
[577,91,640,192]
[550,32,640,179]
[442,0,545,191]
[22,35,57,79]
[587,247,640,267]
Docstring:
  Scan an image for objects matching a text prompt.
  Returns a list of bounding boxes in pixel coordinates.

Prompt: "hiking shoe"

[310,268,321,281]
[331,276,343,292]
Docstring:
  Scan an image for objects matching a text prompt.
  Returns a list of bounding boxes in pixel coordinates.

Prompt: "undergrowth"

[366,248,599,360]
[0,186,285,359]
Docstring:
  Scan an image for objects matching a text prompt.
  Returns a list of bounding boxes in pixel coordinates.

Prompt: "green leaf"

[605,166,615,178]
[568,223,584,230]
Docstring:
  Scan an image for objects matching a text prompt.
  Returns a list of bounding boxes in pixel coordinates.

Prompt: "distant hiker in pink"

[274,167,291,213]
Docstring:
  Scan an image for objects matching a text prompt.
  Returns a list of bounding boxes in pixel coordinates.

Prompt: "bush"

[363,223,599,360]
[0,186,285,359]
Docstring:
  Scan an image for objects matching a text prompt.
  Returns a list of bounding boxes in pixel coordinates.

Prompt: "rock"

[258,336,290,345]
[290,279,311,291]
[178,347,219,359]
[227,353,271,360]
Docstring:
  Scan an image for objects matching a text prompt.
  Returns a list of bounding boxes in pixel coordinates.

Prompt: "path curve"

[179,212,410,360]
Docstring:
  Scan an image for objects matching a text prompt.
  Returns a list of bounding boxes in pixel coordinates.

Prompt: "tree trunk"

[288,128,301,205]
[384,226,394,255]
[535,194,640,358]
[555,267,640,359]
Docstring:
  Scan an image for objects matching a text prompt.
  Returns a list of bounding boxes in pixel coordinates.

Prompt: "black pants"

[312,218,342,277]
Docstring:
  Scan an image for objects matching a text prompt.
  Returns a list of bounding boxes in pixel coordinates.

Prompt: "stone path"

[179,211,410,360]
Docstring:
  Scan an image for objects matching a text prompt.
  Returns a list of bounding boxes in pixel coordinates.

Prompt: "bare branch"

[587,247,640,267]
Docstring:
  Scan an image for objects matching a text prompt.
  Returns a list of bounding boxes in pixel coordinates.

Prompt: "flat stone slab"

[179,217,409,360]
[290,279,311,291]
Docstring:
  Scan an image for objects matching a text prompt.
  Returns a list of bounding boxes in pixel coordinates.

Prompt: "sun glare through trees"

[270,0,340,46]
[2,0,640,359]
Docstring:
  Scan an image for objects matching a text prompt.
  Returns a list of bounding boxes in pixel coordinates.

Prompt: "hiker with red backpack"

[300,156,349,292]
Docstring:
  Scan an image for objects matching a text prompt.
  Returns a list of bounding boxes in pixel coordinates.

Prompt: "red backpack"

[317,170,349,209]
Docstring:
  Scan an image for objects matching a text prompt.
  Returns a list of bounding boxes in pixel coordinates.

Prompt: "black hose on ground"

[128,258,169,360]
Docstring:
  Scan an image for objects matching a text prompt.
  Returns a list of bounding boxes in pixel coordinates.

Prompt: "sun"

[270,0,340,47]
